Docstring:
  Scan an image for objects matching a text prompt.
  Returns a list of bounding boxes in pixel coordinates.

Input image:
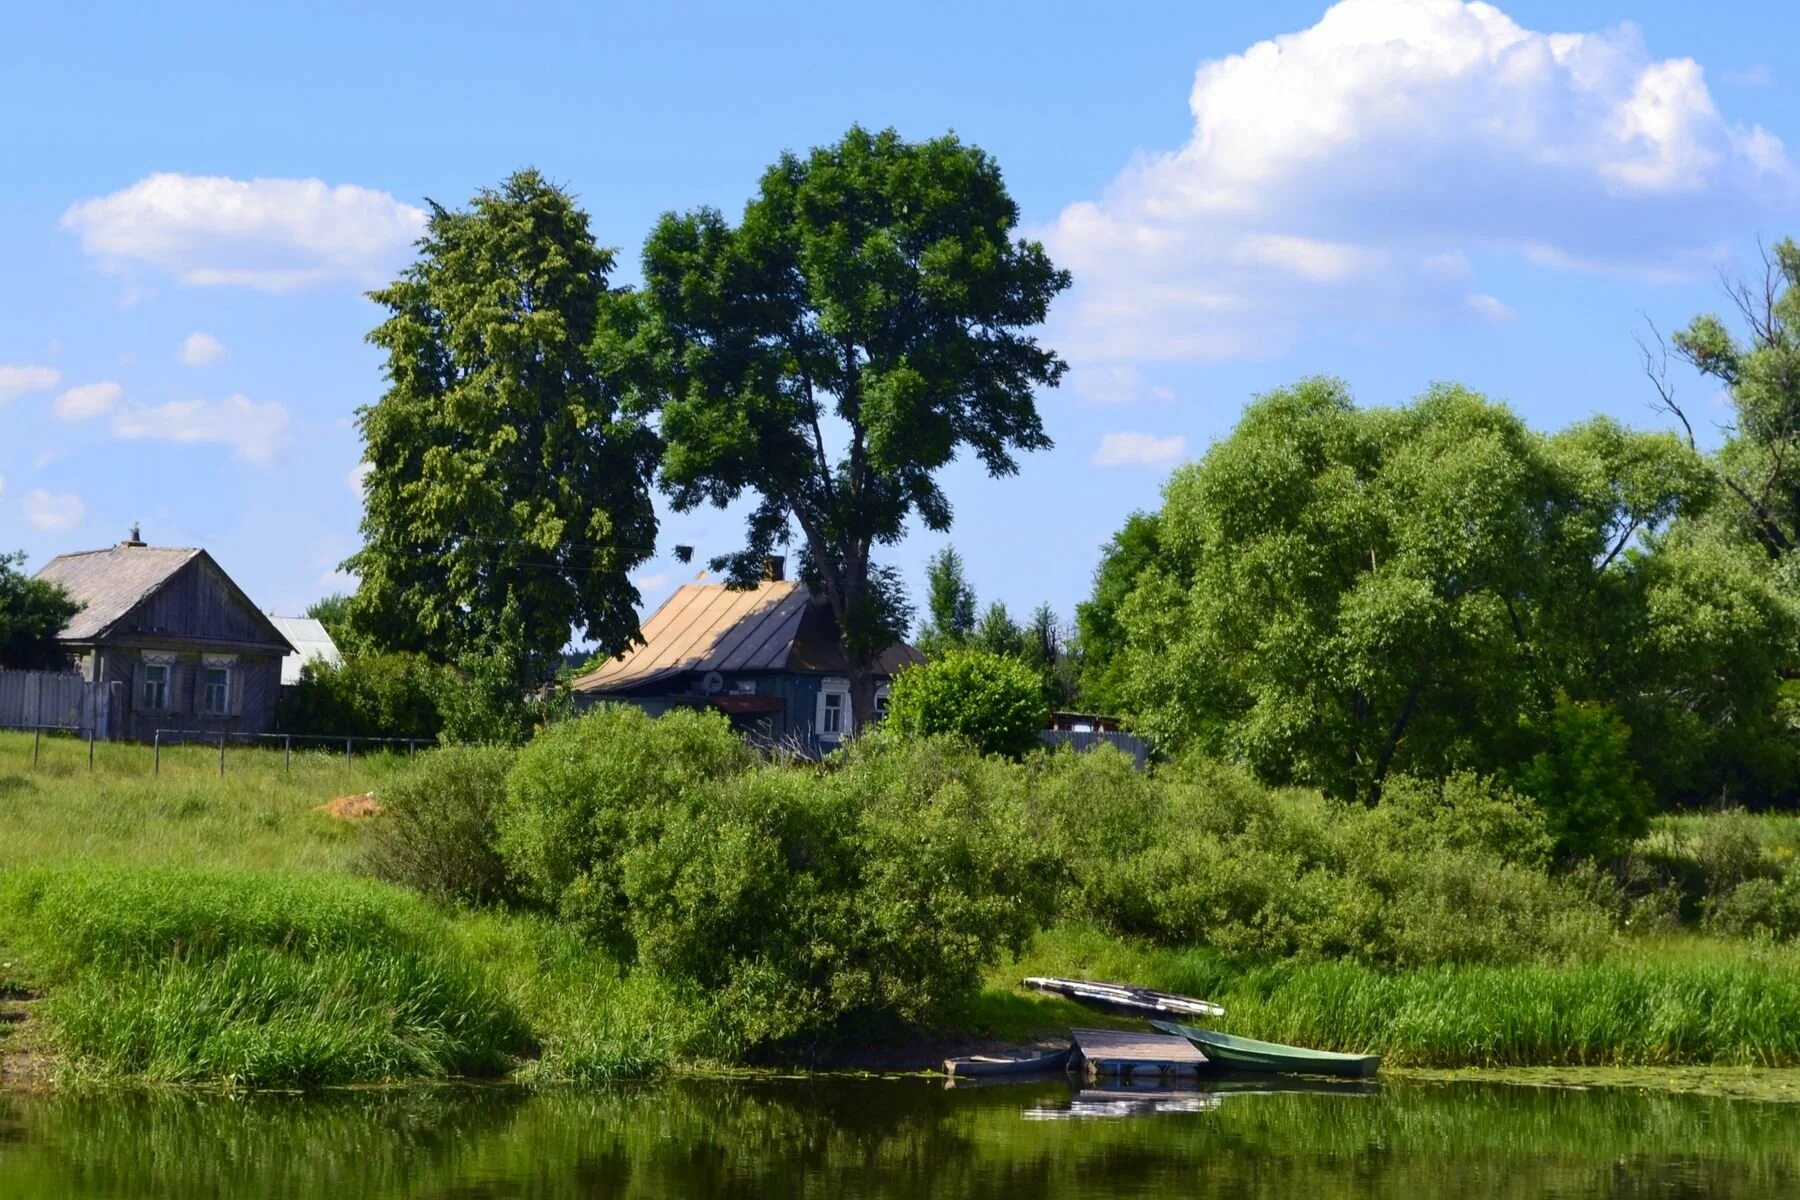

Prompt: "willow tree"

[349,170,660,692]
[606,126,1069,728]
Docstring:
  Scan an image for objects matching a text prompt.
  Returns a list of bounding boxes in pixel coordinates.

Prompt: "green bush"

[883,648,1047,758]
[365,745,516,906]
[495,704,755,954]
[617,736,1056,1049]
[1703,876,1800,941]
[278,652,445,740]
[1036,756,1605,967]
[0,866,529,1085]
[1512,694,1654,861]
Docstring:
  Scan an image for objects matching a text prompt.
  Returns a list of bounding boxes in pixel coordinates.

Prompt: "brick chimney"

[119,522,145,548]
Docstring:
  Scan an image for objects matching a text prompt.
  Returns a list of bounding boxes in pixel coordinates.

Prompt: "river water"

[3,1075,1798,1197]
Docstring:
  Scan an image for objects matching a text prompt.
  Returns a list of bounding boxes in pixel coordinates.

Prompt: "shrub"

[365,745,516,906]
[1703,876,1800,942]
[617,736,1056,1049]
[278,652,445,740]
[1512,694,1653,862]
[495,704,755,954]
[883,648,1047,758]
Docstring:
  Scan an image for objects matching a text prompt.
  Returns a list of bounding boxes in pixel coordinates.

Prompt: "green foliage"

[1105,378,1750,806]
[0,866,529,1085]
[0,550,80,670]
[365,745,516,906]
[277,652,445,740]
[1513,695,1653,862]
[611,125,1069,728]
[495,704,755,954]
[348,168,660,693]
[882,649,1047,758]
[1074,511,1161,714]
[1036,752,1596,967]
[915,545,976,657]
[302,592,366,655]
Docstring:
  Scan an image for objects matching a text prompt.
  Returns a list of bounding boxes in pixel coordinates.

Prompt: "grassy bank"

[10,727,1800,1086]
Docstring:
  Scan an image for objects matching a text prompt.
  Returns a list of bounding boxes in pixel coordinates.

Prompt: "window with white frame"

[202,666,231,715]
[140,664,169,710]
[821,690,845,736]
[874,686,891,721]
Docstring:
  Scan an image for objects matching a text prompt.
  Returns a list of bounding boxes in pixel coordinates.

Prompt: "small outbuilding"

[35,534,294,741]
[269,616,343,685]
[570,572,921,754]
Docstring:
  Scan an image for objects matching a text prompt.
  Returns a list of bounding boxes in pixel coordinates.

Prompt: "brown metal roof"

[572,577,922,693]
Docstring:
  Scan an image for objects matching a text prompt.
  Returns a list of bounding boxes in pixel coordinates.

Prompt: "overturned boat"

[1021,976,1226,1020]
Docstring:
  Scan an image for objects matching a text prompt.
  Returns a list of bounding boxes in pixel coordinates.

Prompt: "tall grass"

[0,866,530,1086]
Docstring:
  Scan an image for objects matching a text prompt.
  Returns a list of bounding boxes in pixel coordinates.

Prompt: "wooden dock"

[1069,1027,1208,1081]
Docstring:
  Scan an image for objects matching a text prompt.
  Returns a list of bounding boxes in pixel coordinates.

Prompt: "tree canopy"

[915,547,977,657]
[0,551,79,670]
[347,169,660,691]
[606,125,1069,728]
[1102,378,1782,805]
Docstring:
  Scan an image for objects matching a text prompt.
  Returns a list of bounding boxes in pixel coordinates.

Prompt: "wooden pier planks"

[1069,1027,1208,1081]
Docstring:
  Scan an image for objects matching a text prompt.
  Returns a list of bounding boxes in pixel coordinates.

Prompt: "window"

[140,664,168,710]
[202,667,231,715]
[821,690,845,736]
[874,688,891,721]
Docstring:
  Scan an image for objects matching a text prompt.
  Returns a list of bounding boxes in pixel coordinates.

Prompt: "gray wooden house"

[570,574,921,753]
[35,536,293,741]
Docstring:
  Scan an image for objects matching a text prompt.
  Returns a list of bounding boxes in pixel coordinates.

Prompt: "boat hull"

[943,1048,1072,1077]
[1152,1020,1381,1078]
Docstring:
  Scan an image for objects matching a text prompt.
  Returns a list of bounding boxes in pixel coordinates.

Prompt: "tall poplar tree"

[348,170,660,692]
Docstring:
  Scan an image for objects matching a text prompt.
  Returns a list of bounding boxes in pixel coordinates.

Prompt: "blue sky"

[3,0,1797,643]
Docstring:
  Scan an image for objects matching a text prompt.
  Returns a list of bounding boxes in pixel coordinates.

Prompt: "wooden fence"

[1039,728,1150,769]
[0,668,122,738]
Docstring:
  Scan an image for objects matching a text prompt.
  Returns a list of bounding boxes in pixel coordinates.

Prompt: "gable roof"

[571,577,921,694]
[269,616,343,685]
[35,544,292,652]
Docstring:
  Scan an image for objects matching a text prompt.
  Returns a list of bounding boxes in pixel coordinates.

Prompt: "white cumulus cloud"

[0,364,61,403]
[111,393,290,463]
[1040,0,1796,365]
[53,381,123,421]
[347,461,372,496]
[26,489,85,533]
[1093,432,1189,469]
[61,173,426,293]
[180,331,227,366]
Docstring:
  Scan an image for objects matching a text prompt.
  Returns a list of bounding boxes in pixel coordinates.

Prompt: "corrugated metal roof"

[572,577,922,694]
[35,545,205,640]
[269,616,343,685]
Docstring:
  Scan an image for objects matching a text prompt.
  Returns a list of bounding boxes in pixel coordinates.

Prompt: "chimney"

[763,555,785,582]
[119,522,145,549]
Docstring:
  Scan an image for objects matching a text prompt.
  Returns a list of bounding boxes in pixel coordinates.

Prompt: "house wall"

[94,645,283,741]
[578,670,890,757]
[113,559,281,647]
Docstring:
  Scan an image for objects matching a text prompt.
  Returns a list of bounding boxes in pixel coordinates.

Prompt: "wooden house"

[570,573,921,753]
[35,536,293,741]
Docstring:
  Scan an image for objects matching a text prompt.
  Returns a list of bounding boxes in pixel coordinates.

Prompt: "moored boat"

[1151,1020,1380,1078]
[1021,976,1226,1020]
[942,1047,1072,1077]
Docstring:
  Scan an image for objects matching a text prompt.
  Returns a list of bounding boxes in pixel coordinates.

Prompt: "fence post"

[154,731,161,777]
[32,726,41,768]
[285,734,292,773]
[219,731,226,777]
[345,738,352,769]
[88,729,95,772]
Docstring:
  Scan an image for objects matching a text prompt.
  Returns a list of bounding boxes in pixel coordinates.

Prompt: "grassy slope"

[10,730,1800,1085]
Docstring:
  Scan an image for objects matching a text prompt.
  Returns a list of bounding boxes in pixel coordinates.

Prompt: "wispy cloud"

[26,489,85,533]
[53,381,123,421]
[0,364,61,404]
[111,393,290,462]
[180,331,227,366]
[62,173,426,292]
[1093,432,1188,469]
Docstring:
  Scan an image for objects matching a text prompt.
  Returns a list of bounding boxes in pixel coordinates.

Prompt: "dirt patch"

[317,794,382,820]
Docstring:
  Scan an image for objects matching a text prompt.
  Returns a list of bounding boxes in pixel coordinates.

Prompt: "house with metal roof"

[35,533,294,741]
[268,616,343,686]
[569,569,922,753]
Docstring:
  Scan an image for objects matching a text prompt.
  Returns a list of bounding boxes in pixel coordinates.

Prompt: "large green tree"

[606,126,1069,728]
[0,551,80,670]
[915,546,977,657]
[347,170,660,692]
[1074,511,1161,714]
[1109,379,1741,805]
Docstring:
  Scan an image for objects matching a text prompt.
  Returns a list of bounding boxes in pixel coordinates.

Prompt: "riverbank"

[8,730,1800,1089]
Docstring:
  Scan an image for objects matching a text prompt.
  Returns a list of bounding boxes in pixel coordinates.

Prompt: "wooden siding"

[96,646,282,741]
[110,558,286,650]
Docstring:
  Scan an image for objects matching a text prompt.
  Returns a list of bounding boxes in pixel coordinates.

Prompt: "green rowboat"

[1151,1020,1381,1078]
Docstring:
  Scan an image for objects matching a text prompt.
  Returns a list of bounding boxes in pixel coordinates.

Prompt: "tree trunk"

[847,658,879,735]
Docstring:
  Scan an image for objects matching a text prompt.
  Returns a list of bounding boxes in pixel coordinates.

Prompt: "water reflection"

[1,1075,1798,1197]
